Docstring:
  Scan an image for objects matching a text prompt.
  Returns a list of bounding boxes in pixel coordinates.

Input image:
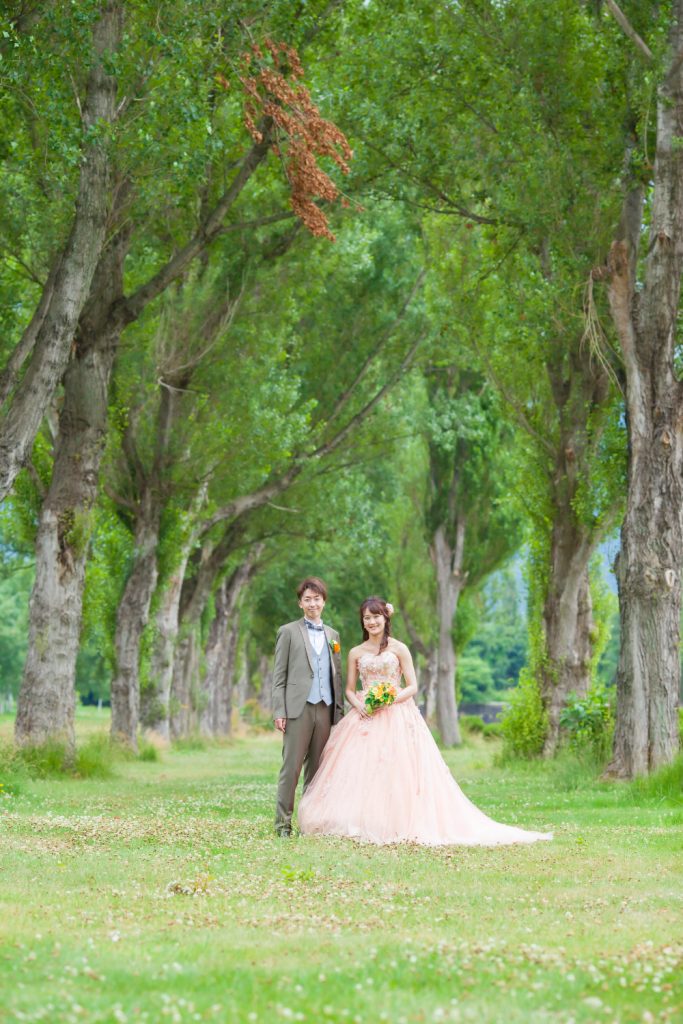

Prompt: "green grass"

[1,711,682,1024]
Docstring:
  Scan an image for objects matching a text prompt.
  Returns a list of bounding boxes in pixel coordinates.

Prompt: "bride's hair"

[360,596,391,653]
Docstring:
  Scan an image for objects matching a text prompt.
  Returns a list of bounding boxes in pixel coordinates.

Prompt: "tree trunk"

[418,647,438,721]
[140,562,187,743]
[232,659,250,716]
[200,555,259,737]
[432,523,465,747]
[200,609,238,738]
[541,523,595,756]
[15,232,128,749]
[0,2,122,500]
[170,627,200,739]
[141,486,207,741]
[257,653,273,715]
[604,8,683,776]
[170,525,243,737]
[110,500,160,749]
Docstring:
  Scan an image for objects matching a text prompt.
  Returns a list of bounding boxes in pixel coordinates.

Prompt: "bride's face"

[363,610,386,638]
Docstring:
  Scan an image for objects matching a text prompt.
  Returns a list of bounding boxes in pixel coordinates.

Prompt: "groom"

[272,576,344,837]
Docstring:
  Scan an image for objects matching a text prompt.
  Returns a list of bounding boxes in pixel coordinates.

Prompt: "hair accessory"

[385,602,394,617]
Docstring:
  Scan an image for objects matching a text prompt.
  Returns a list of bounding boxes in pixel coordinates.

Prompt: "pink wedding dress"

[297,650,552,846]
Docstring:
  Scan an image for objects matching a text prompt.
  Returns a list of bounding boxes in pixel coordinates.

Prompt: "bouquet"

[364,681,398,715]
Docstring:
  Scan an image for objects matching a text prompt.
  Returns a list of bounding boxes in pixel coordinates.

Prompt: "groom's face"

[299,588,325,622]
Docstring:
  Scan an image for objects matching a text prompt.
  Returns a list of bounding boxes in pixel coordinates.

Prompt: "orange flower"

[331,640,341,654]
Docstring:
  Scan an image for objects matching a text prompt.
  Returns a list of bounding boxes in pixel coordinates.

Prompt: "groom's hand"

[275,718,287,733]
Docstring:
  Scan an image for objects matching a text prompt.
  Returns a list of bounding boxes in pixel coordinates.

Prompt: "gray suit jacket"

[272,618,344,724]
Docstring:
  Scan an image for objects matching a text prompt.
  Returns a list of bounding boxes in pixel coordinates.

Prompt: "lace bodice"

[358,649,402,691]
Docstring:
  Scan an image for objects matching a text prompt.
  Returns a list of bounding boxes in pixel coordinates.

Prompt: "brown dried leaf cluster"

[240,39,352,240]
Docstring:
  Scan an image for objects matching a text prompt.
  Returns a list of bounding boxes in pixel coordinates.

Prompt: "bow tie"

[305,621,324,631]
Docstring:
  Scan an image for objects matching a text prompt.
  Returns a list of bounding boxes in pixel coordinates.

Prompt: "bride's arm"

[345,649,369,716]
[393,643,418,704]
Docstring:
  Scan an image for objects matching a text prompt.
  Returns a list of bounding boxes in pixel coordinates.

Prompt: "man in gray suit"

[272,576,344,836]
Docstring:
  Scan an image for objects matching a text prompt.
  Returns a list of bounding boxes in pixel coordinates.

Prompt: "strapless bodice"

[358,650,402,690]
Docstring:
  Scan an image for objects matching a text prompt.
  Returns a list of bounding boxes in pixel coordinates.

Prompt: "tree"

[13,2,353,749]
[0,2,122,504]
[598,2,683,776]
[424,370,521,745]
[383,0,631,754]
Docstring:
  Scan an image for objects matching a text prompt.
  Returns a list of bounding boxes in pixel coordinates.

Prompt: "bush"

[629,754,683,805]
[483,721,503,740]
[239,699,272,732]
[74,735,116,778]
[559,685,613,760]
[0,734,116,780]
[459,714,485,735]
[499,668,547,760]
[457,655,496,703]
[172,734,207,752]
[137,737,160,762]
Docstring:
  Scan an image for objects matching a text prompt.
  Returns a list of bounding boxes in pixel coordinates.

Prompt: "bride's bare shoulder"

[348,643,365,658]
[389,638,410,656]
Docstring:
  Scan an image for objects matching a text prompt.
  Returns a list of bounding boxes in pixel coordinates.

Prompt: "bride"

[297,596,552,846]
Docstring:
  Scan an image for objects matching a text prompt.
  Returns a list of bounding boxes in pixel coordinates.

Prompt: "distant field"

[1,710,681,1023]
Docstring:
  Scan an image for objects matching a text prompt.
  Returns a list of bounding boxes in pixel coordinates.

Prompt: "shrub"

[137,737,160,762]
[172,734,207,752]
[0,734,117,780]
[459,714,485,735]
[74,735,116,778]
[483,721,503,740]
[499,668,547,759]
[14,738,70,777]
[239,699,272,732]
[457,655,496,703]
[629,754,683,805]
[559,685,613,760]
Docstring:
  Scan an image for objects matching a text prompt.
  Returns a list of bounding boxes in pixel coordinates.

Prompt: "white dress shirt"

[304,619,326,655]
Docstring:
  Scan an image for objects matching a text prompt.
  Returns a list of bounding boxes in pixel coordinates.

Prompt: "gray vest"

[307,634,333,706]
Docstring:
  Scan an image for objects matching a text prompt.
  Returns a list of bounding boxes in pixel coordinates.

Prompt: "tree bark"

[14,231,129,749]
[603,7,683,777]
[170,524,244,736]
[418,647,438,721]
[141,486,207,741]
[0,1,122,501]
[200,553,260,737]
[541,533,594,756]
[140,558,189,743]
[257,654,273,715]
[170,627,200,739]
[432,522,465,747]
[110,496,160,749]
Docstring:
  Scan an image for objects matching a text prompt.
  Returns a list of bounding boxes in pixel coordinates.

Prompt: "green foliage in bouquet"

[364,682,398,715]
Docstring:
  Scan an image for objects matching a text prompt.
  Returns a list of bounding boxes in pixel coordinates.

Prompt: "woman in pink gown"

[298,597,552,846]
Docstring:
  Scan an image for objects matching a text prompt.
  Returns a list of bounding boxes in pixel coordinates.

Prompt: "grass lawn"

[1,709,681,1024]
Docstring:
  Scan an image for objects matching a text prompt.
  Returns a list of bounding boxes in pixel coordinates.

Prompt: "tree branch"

[0,252,61,407]
[468,335,556,458]
[311,333,425,461]
[201,335,425,535]
[116,121,274,327]
[320,268,425,433]
[605,0,653,61]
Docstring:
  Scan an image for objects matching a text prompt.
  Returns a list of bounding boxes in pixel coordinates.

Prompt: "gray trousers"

[275,701,332,831]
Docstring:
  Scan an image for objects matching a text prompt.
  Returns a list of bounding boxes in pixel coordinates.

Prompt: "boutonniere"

[329,638,341,654]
